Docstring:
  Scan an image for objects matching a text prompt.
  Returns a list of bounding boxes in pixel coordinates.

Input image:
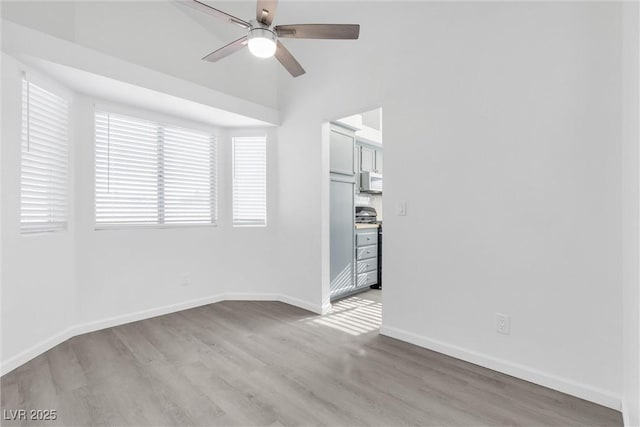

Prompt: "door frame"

[321,107,384,314]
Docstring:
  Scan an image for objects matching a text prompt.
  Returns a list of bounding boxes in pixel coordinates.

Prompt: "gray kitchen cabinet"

[356,231,377,246]
[330,179,356,297]
[357,142,383,174]
[356,142,383,193]
[357,270,378,287]
[357,245,377,260]
[330,123,357,300]
[360,145,375,173]
[355,228,378,289]
[356,256,377,274]
[330,125,356,176]
[374,150,382,173]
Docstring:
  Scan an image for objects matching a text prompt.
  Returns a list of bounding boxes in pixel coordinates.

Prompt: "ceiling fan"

[182,0,360,77]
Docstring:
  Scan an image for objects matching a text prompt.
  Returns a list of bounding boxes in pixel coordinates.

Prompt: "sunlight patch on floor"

[304,295,382,336]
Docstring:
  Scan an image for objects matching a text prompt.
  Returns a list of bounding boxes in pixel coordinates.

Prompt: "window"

[20,79,69,233]
[95,111,216,228]
[232,136,266,227]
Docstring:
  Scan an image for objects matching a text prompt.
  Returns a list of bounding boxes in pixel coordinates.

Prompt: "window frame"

[94,109,218,230]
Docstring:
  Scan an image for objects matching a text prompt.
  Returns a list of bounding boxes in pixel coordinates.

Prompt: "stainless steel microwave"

[360,171,382,193]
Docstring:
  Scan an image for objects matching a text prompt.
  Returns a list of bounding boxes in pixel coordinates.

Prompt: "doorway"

[324,108,383,328]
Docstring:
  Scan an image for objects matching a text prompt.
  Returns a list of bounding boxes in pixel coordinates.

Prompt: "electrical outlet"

[496,313,510,335]
[182,274,190,287]
[396,200,407,216]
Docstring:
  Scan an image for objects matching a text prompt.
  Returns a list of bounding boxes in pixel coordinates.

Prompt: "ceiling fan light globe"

[247,28,277,58]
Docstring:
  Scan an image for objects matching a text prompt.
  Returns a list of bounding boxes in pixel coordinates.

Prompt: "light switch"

[396,200,407,216]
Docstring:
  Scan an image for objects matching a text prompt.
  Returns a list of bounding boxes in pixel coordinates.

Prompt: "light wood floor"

[1,290,622,426]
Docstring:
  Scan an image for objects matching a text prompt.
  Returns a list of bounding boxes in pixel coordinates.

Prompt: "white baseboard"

[225,292,325,315]
[622,399,628,427]
[321,302,333,315]
[279,294,325,314]
[380,325,622,411]
[1,292,321,376]
[0,326,76,377]
[622,398,634,427]
[223,292,280,301]
[72,293,227,336]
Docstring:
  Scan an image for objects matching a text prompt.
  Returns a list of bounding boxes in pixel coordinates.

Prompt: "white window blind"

[232,136,266,227]
[95,111,216,228]
[163,126,217,224]
[20,78,69,233]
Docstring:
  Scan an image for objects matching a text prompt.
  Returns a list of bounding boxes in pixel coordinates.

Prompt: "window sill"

[94,223,217,231]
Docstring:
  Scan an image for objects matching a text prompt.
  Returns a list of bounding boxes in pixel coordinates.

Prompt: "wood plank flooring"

[1,290,622,426]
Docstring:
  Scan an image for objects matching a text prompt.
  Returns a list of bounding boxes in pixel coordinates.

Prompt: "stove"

[355,206,382,289]
[355,206,377,224]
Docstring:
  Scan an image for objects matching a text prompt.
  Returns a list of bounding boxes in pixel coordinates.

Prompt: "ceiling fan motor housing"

[247,26,278,58]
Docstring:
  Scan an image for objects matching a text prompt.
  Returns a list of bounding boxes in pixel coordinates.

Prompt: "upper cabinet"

[330,124,356,176]
[360,145,376,173]
[374,150,382,173]
[358,142,382,174]
[356,141,383,193]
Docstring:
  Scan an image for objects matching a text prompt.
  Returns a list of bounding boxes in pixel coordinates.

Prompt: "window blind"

[95,111,216,227]
[163,126,216,224]
[232,136,266,227]
[20,79,69,233]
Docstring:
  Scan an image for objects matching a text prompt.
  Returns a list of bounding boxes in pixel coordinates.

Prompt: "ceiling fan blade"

[181,0,251,29]
[202,36,248,62]
[274,41,305,77]
[256,0,277,26]
[275,24,360,39]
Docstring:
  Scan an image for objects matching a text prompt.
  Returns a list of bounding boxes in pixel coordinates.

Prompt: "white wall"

[0,27,3,373]
[622,2,640,425]
[73,99,283,323]
[0,1,312,373]
[0,50,287,373]
[1,54,77,365]
[277,1,625,408]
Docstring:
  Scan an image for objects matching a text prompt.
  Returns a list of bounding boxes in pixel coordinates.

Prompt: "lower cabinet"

[357,270,378,287]
[354,228,378,290]
[330,225,379,300]
[356,256,377,273]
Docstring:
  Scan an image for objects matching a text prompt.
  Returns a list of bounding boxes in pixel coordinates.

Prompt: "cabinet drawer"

[357,271,378,287]
[356,245,377,260]
[356,232,377,247]
[357,257,378,273]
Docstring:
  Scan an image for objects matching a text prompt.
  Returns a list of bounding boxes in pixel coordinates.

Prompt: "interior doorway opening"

[324,107,383,333]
